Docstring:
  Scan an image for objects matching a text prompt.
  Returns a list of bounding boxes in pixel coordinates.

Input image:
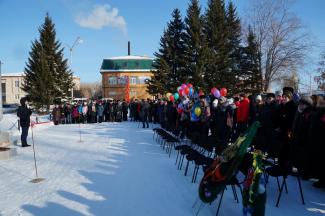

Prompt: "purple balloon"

[213,89,221,98]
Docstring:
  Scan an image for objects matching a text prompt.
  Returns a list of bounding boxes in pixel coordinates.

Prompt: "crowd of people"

[128,87,325,189]
[39,87,325,189]
[51,100,129,125]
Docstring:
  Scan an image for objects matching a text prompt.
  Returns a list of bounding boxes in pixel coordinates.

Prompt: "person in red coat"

[236,93,250,136]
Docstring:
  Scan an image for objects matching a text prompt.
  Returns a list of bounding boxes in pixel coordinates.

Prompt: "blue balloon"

[189,88,194,97]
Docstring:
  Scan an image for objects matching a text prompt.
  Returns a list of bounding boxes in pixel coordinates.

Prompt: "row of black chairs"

[152,125,243,216]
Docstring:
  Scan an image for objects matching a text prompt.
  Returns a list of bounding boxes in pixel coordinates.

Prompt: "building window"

[15,94,20,99]
[130,76,137,85]
[15,81,19,87]
[1,83,6,93]
[108,76,117,85]
[117,76,127,85]
[139,76,151,84]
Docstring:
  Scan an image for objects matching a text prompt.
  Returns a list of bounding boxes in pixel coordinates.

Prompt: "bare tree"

[247,0,311,91]
[79,82,102,99]
[314,52,325,91]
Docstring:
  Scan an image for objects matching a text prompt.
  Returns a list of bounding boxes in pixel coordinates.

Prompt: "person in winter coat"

[64,103,72,124]
[52,104,61,125]
[17,97,32,147]
[290,96,313,179]
[72,104,80,124]
[275,87,297,169]
[236,93,250,136]
[256,93,279,153]
[308,96,325,188]
[249,95,263,124]
[122,101,128,121]
[81,102,88,123]
[141,99,150,128]
[97,101,104,123]
[212,96,234,152]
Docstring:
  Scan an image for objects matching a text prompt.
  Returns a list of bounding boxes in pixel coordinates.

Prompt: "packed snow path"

[0,120,324,216]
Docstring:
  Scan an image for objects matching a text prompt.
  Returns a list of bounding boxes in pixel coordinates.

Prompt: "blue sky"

[0,0,324,86]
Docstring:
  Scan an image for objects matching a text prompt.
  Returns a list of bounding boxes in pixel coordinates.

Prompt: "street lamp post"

[66,37,83,100]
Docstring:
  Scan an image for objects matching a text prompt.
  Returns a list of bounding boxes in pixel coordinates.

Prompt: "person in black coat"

[17,97,32,147]
[276,88,297,168]
[290,96,313,178]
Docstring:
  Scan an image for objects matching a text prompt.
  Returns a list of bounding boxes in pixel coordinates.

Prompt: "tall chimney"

[128,41,131,56]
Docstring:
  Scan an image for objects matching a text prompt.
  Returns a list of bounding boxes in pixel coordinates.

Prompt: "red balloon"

[184,87,190,95]
[187,83,193,88]
[211,87,217,94]
[170,95,175,102]
[220,88,227,96]
[178,89,183,97]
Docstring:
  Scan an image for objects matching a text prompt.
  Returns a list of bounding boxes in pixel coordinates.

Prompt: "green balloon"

[174,93,179,100]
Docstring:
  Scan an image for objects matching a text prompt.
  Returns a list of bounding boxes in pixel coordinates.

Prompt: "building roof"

[100,55,155,72]
[1,72,25,77]
[1,72,80,79]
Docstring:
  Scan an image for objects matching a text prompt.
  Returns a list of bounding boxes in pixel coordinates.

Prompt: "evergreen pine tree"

[184,0,208,89]
[148,9,186,94]
[23,14,73,110]
[148,29,171,95]
[167,9,187,90]
[204,0,230,92]
[226,1,242,93]
[240,26,262,94]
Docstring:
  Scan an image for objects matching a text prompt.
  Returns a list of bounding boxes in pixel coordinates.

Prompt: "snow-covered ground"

[0,114,324,216]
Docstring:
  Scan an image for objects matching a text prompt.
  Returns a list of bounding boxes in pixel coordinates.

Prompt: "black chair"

[265,165,305,207]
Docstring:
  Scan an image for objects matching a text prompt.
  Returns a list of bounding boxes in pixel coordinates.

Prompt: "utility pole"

[66,37,83,100]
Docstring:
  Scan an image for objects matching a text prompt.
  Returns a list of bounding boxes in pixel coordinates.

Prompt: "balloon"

[220,88,227,97]
[177,86,181,92]
[213,89,221,98]
[170,95,175,102]
[166,92,172,98]
[184,87,190,95]
[189,88,194,97]
[181,84,187,89]
[178,89,183,97]
[174,93,179,100]
[198,90,204,97]
[211,87,217,94]
[194,107,202,116]
[187,83,193,88]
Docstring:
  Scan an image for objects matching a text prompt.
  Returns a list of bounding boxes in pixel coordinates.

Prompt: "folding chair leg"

[276,177,281,191]
[178,155,184,170]
[194,166,200,183]
[192,166,198,183]
[216,187,225,216]
[284,178,288,194]
[231,185,239,203]
[297,175,305,205]
[175,151,180,165]
[184,160,190,176]
[276,177,286,207]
